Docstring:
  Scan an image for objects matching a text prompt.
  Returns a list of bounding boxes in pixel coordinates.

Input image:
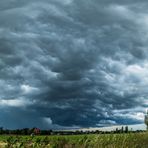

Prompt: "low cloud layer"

[0,0,148,129]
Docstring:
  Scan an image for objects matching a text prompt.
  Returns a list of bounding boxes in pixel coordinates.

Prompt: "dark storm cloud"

[0,0,148,129]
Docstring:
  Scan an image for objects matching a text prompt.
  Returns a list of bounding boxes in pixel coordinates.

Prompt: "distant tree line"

[0,126,145,135]
[0,127,52,135]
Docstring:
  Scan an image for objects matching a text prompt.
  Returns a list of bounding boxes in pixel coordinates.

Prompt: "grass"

[0,132,148,147]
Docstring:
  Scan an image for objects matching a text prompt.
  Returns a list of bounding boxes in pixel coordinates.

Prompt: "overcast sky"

[0,0,148,129]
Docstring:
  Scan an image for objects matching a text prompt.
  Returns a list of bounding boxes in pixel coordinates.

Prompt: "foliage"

[0,132,148,147]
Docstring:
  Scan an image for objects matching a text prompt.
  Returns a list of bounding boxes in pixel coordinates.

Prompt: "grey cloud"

[0,0,147,129]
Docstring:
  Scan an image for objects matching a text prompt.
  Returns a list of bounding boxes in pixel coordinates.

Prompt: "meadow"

[0,132,148,148]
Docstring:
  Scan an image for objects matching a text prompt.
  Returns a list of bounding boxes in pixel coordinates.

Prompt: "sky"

[0,0,148,129]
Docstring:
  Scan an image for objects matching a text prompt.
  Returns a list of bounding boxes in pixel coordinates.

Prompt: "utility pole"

[144,110,148,131]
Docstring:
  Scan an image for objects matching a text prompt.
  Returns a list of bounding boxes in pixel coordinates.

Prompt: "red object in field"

[34,128,40,135]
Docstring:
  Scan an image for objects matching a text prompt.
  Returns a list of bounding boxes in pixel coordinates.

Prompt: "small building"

[34,128,40,135]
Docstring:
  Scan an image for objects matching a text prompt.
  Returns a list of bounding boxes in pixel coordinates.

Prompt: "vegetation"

[0,126,143,136]
[0,132,147,147]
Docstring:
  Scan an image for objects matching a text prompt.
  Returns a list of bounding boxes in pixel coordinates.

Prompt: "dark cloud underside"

[0,0,147,129]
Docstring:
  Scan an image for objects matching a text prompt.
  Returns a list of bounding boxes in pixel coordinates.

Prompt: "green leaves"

[1,132,148,148]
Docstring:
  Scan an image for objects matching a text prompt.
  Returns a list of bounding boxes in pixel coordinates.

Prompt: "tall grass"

[1,132,148,148]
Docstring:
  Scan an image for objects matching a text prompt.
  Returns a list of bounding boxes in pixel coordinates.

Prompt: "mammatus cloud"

[0,0,148,129]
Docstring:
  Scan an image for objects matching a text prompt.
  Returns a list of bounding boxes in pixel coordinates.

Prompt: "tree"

[125,126,128,133]
[121,126,124,133]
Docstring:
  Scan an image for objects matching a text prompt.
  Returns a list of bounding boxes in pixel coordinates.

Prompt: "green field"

[0,132,148,148]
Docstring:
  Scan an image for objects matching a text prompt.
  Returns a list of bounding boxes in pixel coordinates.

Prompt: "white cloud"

[43,117,53,125]
[59,0,73,5]
[108,4,133,19]
[114,111,145,122]
[21,84,38,94]
[0,98,32,107]
[96,120,117,126]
